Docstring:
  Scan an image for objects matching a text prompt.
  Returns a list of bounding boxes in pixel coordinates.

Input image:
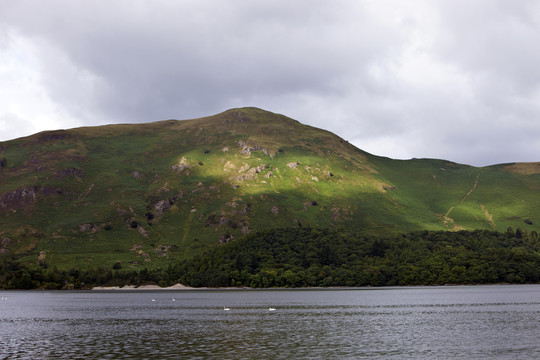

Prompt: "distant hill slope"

[1,107,539,269]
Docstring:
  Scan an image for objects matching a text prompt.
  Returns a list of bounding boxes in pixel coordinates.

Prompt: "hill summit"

[1,107,539,269]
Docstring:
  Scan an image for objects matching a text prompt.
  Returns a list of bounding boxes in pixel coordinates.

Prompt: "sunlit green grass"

[1,107,539,270]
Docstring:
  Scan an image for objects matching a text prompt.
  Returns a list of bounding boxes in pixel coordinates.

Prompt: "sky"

[1,0,540,167]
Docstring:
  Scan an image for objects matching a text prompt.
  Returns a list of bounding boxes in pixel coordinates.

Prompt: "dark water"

[1,285,540,359]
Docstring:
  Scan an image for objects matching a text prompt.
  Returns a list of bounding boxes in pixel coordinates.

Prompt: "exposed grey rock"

[79,224,94,232]
[154,200,171,216]
[287,162,300,169]
[172,157,191,173]
[249,164,268,173]
[132,171,144,179]
[219,234,234,244]
[138,226,148,238]
[0,186,53,211]
[154,245,170,257]
[237,140,267,156]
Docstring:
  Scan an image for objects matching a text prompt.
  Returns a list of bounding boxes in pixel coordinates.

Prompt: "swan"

[268,307,276,311]
[223,306,231,311]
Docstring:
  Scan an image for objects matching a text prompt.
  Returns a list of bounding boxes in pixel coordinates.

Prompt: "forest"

[1,227,540,289]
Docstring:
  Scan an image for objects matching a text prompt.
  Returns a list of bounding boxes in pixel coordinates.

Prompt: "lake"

[1,285,540,359]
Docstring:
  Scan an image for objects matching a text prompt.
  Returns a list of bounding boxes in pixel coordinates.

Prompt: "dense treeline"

[176,227,540,287]
[0,258,180,290]
[1,227,540,289]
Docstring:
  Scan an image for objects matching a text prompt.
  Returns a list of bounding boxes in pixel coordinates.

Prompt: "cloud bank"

[1,0,540,166]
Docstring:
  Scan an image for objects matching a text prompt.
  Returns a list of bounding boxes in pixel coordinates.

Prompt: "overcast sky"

[1,1,539,166]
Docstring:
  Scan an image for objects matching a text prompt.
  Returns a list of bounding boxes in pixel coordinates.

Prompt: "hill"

[1,107,539,270]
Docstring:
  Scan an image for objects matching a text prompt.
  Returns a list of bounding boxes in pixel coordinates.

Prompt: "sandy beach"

[92,283,193,290]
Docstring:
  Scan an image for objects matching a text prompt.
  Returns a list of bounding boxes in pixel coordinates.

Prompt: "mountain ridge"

[1,107,539,270]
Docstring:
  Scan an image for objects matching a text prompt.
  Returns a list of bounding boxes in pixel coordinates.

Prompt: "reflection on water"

[1,285,540,359]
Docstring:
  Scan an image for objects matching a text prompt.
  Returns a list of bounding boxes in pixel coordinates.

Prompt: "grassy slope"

[1,107,539,270]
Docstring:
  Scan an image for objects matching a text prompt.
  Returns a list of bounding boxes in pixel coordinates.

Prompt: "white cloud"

[0,32,82,140]
[1,1,540,166]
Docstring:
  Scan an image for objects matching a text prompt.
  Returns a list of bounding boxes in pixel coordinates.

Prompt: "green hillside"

[1,107,539,270]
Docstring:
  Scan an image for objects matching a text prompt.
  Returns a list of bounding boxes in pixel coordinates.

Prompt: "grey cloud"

[0,112,39,139]
[1,1,402,121]
[1,1,540,166]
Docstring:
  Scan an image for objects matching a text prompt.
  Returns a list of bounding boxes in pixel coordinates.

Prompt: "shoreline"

[91,283,194,291]
[90,282,526,291]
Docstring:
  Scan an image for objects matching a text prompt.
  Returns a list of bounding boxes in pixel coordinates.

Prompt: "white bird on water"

[268,307,276,311]
[151,299,156,302]
[223,306,231,311]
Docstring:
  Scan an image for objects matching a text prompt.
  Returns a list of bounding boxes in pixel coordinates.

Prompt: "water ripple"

[1,285,540,359]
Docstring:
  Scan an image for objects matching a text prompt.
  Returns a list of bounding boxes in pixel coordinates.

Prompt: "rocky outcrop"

[287,162,300,169]
[230,163,270,182]
[250,164,269,173]
[172,157,191,173]
[152,192,183,216]
[138,226,149,238]
[57,168,83,179]
[237,140,270,156]
[0,186,54,211]
[205,214,230,227]
[154,245,170,257]
[132,171,145,179]
[0,237,11,254]
[130,244,151,261]
[79,224,95,232]
[219,233,234,244]
[154,199,171,216]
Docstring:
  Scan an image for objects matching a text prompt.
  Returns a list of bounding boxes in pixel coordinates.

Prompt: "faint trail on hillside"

[480,204,498,230]
[445,174,480,217]
[460,175,479,204]
[443,174,480,229]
